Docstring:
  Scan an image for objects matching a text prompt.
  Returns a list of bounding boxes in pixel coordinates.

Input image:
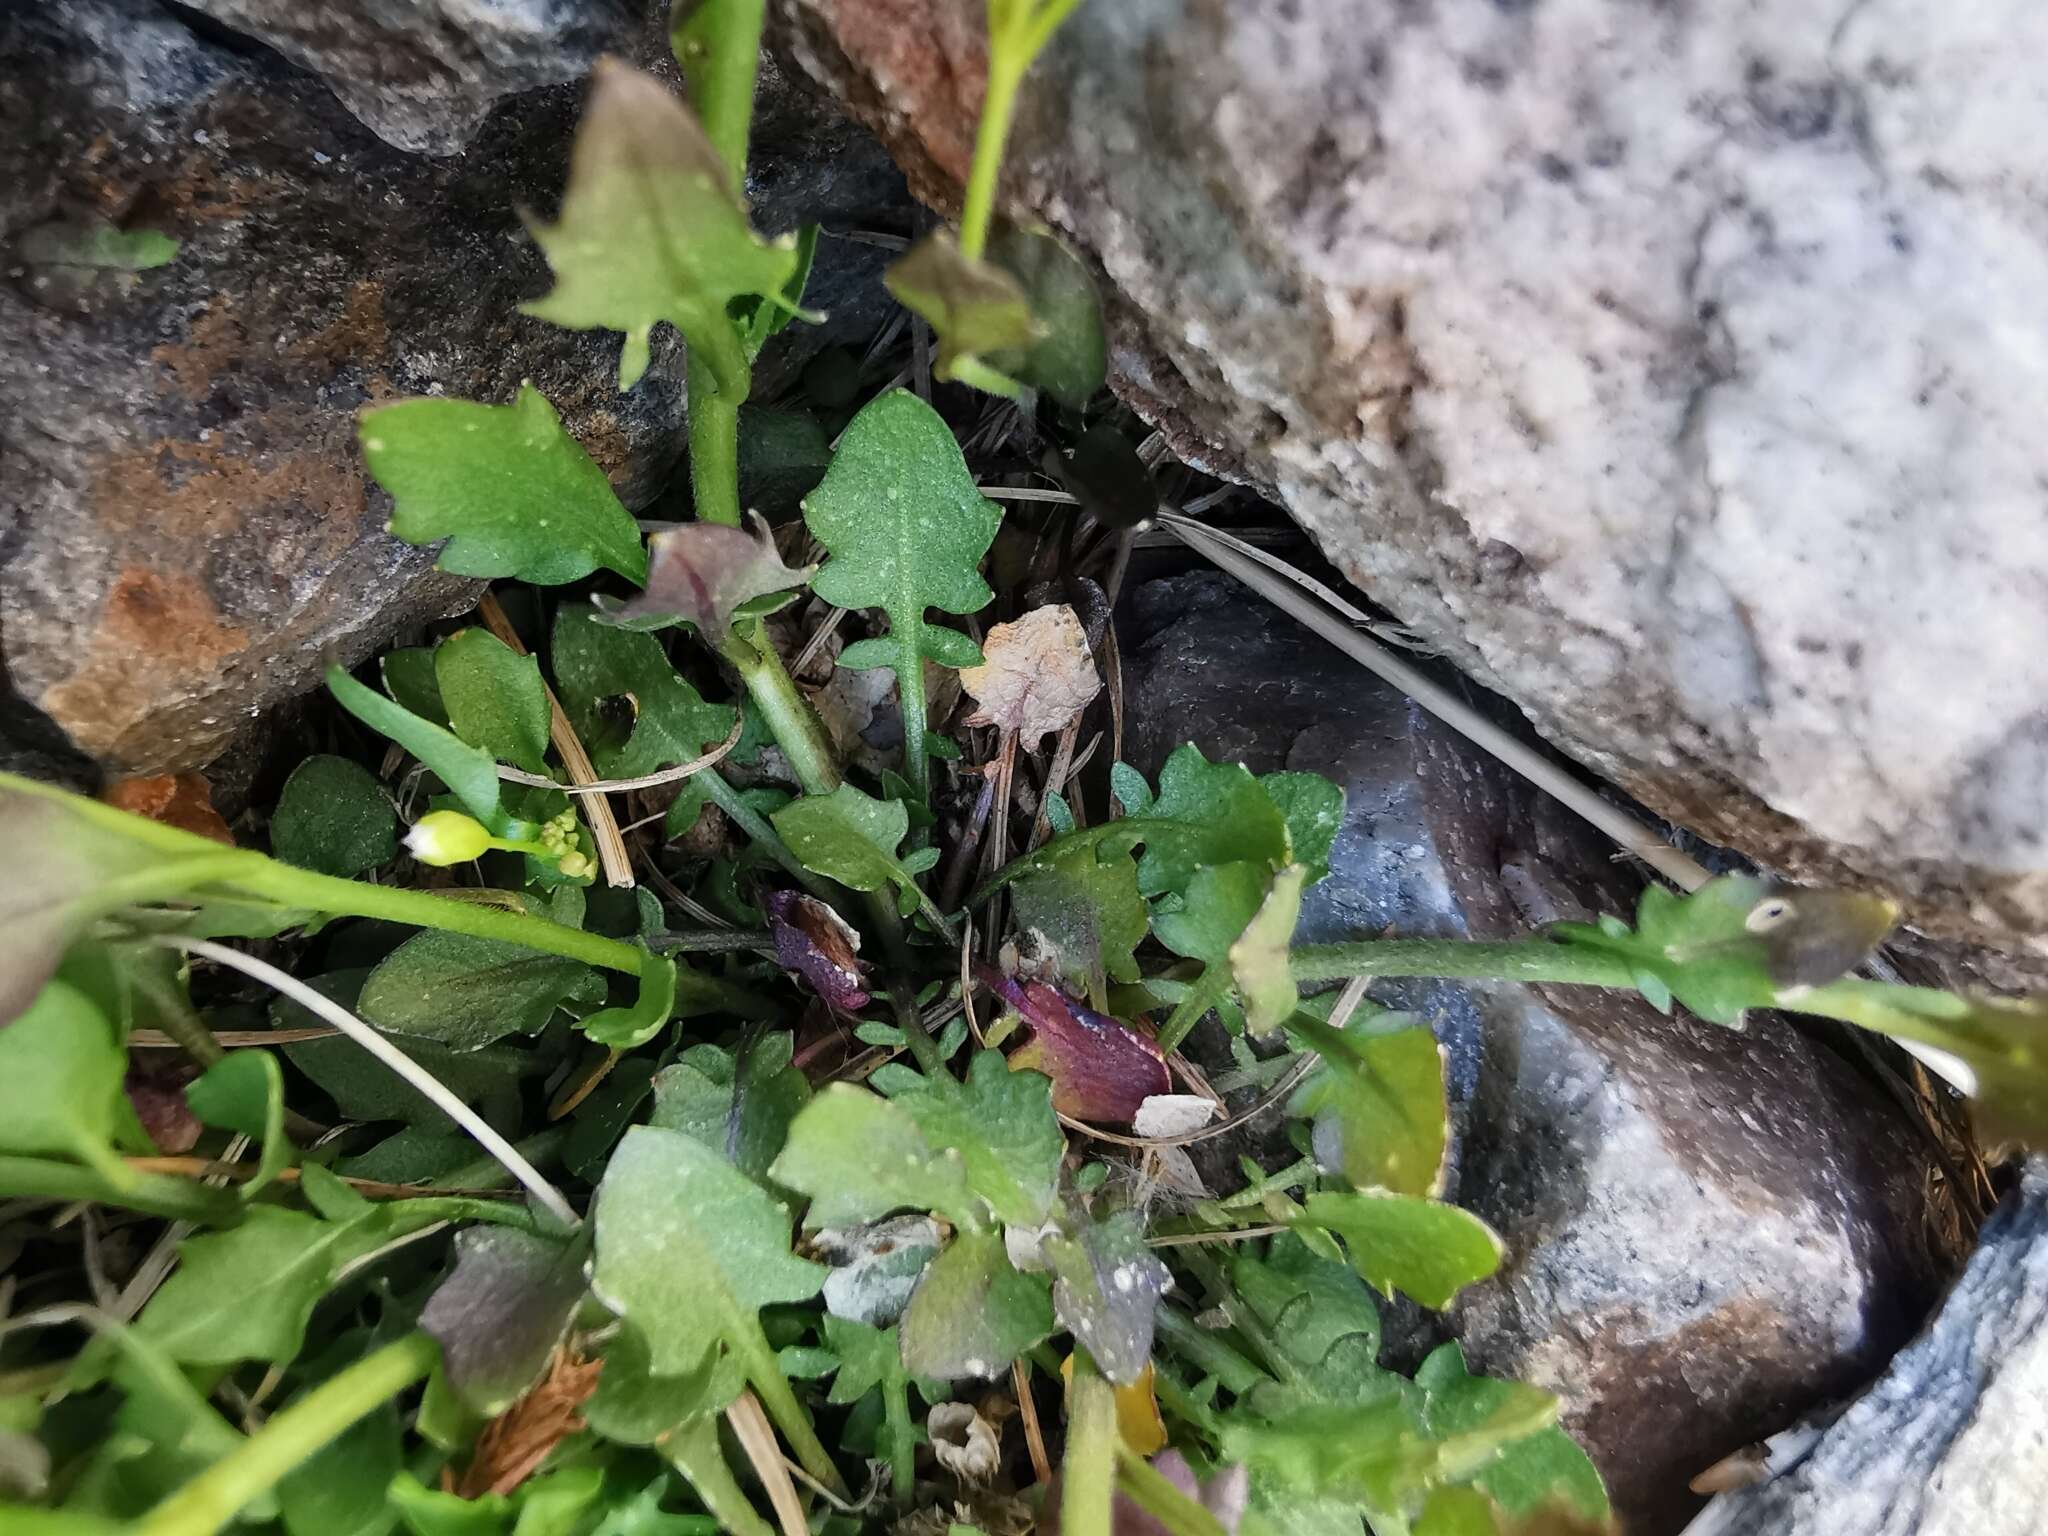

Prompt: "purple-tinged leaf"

[421,1226,589,1417]
[981,965,1169,1124]
[766,891,870,1015]
[594,514,813,637]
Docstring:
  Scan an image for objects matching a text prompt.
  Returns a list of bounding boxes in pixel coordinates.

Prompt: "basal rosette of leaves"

[4,4,2042,1536]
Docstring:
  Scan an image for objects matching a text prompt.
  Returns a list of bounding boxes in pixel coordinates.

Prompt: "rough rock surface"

[1123,572,1950,1534]
[0,0,905,775]
[774,0,2048,965]
[181,0,640,155]
[1687,1158,2048,1536]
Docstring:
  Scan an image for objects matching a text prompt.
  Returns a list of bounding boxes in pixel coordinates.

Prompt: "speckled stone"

[773,0,2048,970]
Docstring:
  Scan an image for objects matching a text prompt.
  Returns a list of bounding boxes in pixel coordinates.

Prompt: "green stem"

[1061,1350,1118,1536]
[1151,1308,1266,1397]
[1115,1445,1230,1536]
[889,981,948,1078]
[688,360,743,528]
[720,623,840,797]
[1157,972,1228,1054]
[0,1156,242,1226]
[958,43,1021,261]
[673,0,765,527]
[882,1369,916,1504]
[699,771,837,900]
[717,625,921,974]
[137,1332,438,1536]
[133,966,225,1069]
[663,1417,776,1536]
[736,1327,844,1493]
[959,0,1084,260]
[1288,938,1639,989]
[672,0,766,180]
[222,861,644,972]
[896,634,933,840]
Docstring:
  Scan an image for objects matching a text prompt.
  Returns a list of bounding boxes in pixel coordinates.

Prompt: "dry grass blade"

[728,1390,810,1536]
[1163,514,1711,892]
[495,712,744,795]
[478,591,634,889]
[1013,1358,1052,1486]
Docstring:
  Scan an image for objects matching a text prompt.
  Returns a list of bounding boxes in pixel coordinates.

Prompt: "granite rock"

[1122,572,1950,1533]
[1687,1159,2048,1536]
[773,0,2048,967]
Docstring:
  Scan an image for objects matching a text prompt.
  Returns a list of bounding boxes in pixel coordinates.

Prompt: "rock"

[1121,572,1952,1534]
[0,0,906,775]
[179,0,640,156]
[1686,1158,2048,1536]
[773,0,2048,968]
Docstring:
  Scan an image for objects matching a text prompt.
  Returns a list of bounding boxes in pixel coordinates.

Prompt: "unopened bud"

[404,810,493,866]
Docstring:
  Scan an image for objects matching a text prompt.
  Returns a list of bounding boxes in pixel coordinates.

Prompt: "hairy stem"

[896,632,933,840]
[137,1332,438,1536]
[1288,938,1639,989]
[1061,1350,1118,1536]
[720,623,840,797]
[674,0,766,527]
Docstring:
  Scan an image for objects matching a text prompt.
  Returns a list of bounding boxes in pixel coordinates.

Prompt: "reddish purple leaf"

[125,1063,201,1154]
[597,514,812,636]
[768,891,870,1015]
[978,965,1169,1124]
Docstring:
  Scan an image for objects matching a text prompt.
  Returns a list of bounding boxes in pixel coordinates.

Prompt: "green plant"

[5,4,2042,1536]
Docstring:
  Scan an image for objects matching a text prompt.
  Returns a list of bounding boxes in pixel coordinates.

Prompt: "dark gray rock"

[181,0,640,156]
[1122,571,1951,1534]
[0,0,907,774]
[1687,1158,2048,1536]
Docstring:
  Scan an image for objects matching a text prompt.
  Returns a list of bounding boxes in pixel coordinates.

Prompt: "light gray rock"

[1686,1159,2048,1536]
[181,0,640,156]
[774,0,2048,968]
[1122,572,1952,1534]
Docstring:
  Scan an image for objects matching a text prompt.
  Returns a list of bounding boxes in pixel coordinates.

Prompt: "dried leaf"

[457,1347,602,1499]
[982,966,1169,1125]
[960,605,1102,750]
[765,891,869,1014]
[928,1401,1002,1483]
[596,515,814,637]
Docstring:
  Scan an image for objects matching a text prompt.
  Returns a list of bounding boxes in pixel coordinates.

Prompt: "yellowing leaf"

[522,59,800,393]
[884,231,1038,394]
[1231,864,1306,1033]
[960,603,1101,749]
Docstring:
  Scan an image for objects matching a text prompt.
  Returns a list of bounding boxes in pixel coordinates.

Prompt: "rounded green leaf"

[270,755,397,877]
